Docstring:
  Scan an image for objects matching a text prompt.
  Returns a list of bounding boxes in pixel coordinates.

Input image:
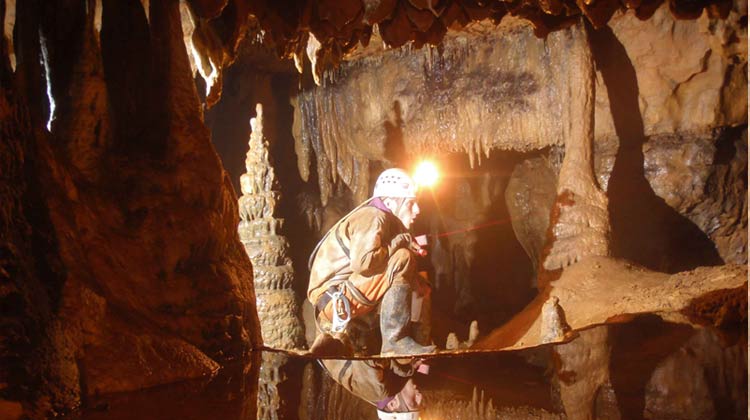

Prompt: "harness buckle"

[327,289,352,333]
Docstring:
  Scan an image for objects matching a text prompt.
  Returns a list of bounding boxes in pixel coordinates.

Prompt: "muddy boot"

[411,293,433,347]
[380,283,436,356]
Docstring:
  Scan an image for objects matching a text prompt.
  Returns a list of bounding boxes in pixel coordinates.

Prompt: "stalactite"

[238,103,305,420]
[92,0,102,37]
[140,0,150,23]
[290,96,311,182]
[295,88,374,205]
[295,22,571,189]
[3,0,15,71]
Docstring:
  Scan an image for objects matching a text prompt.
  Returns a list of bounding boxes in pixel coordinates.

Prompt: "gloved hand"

[388,233,413,255]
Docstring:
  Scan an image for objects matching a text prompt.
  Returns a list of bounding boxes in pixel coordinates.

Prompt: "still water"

[71,318,746,420]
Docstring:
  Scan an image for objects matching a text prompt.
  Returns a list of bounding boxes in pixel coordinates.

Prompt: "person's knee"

[388,248,416,283]
[390,247,415,266]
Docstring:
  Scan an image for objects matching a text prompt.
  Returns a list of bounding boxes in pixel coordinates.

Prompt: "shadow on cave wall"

[589,25,724,274]
[384,100,407,165]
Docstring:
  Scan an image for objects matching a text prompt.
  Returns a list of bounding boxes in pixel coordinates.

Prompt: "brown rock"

[316,0,363,31]
[379,2,415,47]
[363,0,398,24]
[186,0,229,19]
[505,153,560,276]
[405,1,436,32]
[2,0,261,411]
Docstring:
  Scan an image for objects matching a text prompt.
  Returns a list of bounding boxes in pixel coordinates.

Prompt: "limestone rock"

[474,257,747,351]
[507,129,747,274]
[505,153,559,274]
[295,5,746,208]
[2,1,261,413]
[642,129,747,265]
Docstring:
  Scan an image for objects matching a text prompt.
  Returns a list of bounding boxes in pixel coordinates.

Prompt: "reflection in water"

[73,352,262,420]
[73,320,746,420]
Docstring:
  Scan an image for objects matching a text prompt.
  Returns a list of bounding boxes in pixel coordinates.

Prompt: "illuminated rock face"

[293,4,746,222]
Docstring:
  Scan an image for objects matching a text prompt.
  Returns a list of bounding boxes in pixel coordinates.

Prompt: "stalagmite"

[140,0,150,23]
[540,24,611,419]
[238,104,306,346]
[543,22,610,271]
[238,104,305,420]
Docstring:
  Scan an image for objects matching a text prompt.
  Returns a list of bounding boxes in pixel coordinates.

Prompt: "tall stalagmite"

[238,103,305,419]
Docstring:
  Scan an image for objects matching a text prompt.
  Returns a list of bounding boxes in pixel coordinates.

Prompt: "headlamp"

[413,160,439,189]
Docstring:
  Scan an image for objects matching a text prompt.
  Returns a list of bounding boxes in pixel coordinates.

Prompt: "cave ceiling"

[177,0,736,105]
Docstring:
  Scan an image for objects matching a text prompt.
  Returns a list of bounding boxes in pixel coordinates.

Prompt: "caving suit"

[307,200,419,325]
[319,358,414,407]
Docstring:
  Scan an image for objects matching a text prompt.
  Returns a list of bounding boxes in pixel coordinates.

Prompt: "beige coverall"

[308,205,417,322]
[319,358,412,406]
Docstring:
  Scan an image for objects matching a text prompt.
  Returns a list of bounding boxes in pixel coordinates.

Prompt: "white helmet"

[373,168,417,199]
[376,410,420,420]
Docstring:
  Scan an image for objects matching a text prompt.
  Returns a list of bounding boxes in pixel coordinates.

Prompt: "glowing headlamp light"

[413,161,439,189]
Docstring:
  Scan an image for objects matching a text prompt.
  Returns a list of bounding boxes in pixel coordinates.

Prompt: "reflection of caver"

[319,358,428,419]
[307,168,436,356]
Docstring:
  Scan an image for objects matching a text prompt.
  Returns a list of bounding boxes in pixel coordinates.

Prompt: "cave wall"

[1,0,261,415]
[293,3,747,268]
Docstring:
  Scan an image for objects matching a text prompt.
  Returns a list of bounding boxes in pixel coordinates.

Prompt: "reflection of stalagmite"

[543,22,610,271]
[238,104,305,420]
[552,326,616,420]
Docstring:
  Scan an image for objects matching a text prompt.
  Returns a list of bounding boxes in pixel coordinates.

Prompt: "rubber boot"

[411,292,432,346]
[380,283,436,356]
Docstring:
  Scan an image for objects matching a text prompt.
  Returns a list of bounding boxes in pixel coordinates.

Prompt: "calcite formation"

[543,22,611,271]
[238,104,305,420]
[292,4,746,207]
[238,103,305,350]
[474,257,747,351]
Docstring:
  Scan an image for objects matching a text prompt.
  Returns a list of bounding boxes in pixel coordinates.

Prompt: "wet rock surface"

[507,128,747,272]
[2,1,261,415]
